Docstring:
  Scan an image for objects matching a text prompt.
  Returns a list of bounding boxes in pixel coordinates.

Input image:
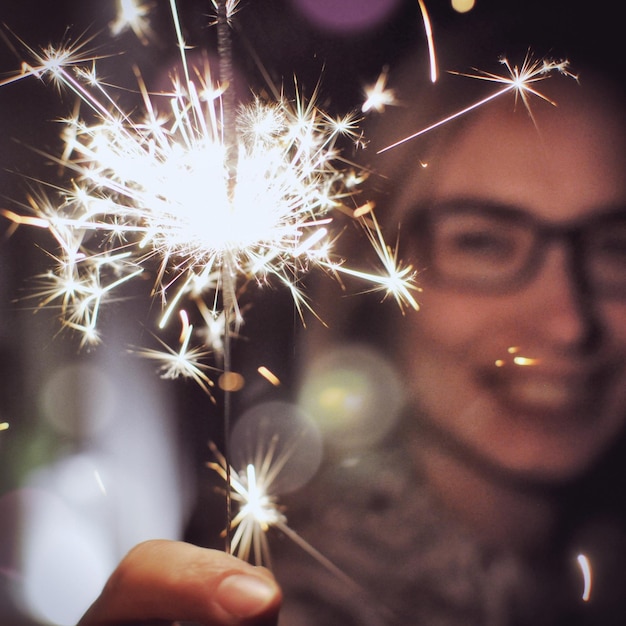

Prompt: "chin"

[485,432,613,486]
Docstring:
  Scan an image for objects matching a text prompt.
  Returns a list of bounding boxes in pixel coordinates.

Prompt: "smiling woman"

[269,4,626,625]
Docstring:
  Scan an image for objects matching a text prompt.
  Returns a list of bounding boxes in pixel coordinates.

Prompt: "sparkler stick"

[211,0,237,555]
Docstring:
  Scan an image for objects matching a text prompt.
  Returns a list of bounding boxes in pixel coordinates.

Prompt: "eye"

[448,229,515,258]
[591,224,626,260]
[436,215,524,265]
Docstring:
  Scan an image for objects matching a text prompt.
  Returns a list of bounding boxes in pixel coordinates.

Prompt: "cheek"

[403,291,500,353]
[396,292,498,405]
[602,302,626,346]
[599,300,626,418]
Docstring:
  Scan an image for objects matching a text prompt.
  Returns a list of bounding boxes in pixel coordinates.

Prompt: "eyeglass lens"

[415,203,626,296]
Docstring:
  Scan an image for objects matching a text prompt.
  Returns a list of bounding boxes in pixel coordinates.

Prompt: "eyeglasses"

[407,200,626,297]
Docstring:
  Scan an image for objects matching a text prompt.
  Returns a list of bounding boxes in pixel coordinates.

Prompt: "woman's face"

[397,84,626,482]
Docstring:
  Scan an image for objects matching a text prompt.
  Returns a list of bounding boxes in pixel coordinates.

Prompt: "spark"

[208,440,363,590]
[577,553,592,602]
[208,441,286,566]
[0,422,9,432]
[495,347,540,368]
[362,66,397,114]
[209,0,243,25]
[258,366,281,386]
[109,0,155,45]
[379,53,574,153]
[323,208,421,312]
[513,355,540,366]
[417,0,438,83]
[2,2,417,391]
[130,311,217,397]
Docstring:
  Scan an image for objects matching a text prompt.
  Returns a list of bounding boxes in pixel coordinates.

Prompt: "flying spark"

[577,553,592,602]
[109,0,155,44]
[417,0,438,83]
[379,52,574,153]
[322,207,421,312]
[362,66,397,114]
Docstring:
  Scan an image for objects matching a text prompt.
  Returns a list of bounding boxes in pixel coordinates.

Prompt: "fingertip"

[215,571,282,621]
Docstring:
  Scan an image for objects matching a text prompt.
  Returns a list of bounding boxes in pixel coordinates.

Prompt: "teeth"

[513,379,573,407]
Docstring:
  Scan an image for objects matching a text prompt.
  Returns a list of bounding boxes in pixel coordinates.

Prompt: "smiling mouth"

[480,366,605,424]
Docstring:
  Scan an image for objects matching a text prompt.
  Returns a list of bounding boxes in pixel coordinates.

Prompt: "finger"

[77,540,282,626]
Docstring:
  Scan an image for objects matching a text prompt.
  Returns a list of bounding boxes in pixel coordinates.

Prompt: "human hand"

[77,539,282,626]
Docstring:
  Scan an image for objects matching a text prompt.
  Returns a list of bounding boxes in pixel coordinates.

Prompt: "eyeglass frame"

[403,199,626,298]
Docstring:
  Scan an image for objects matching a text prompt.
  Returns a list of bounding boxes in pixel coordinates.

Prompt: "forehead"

[404,83,625,223]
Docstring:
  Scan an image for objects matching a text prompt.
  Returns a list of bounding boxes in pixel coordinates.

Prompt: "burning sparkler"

[1,0,420,393]
[207,405,361,591]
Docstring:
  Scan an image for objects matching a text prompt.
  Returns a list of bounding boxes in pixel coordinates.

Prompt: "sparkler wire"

[215,0,237,555]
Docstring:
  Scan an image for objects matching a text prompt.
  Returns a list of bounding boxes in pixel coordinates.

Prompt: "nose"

[528,244,601,353]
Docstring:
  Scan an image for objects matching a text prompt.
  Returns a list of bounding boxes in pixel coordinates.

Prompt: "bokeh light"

[231,401,323,495]
[291,0,402,34]
[451,0,476,13]
[39,363,116,438]
[298,344,404,451]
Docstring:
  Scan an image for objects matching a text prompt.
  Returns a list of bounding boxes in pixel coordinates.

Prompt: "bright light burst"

[132,310,217,397]
[210,443,286,566]
[362,66,398,114]
[209,0,243,24]
[1,1,416,392]
[321,204,421,311]
[208,440,363,590]
[109,0,155,44]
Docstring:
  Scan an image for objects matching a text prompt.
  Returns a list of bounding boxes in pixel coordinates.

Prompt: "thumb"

[77,539,282,625]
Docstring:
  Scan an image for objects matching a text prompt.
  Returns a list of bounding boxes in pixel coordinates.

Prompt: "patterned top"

[272,438,626,626]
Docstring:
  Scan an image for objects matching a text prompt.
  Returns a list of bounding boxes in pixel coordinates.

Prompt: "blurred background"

[0,1,620,624]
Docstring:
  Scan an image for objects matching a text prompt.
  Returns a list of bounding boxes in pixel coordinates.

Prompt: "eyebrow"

[405,197,626,228]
